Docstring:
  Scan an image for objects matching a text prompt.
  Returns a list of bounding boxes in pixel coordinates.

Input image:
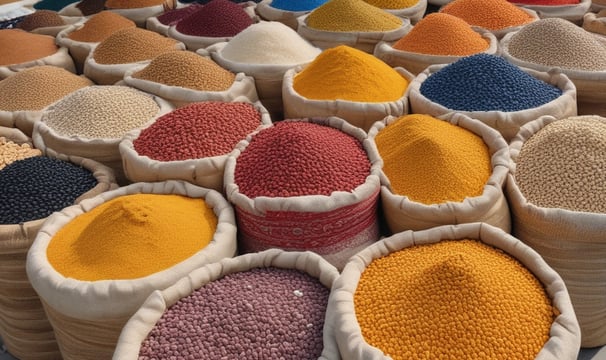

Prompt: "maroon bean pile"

[234,121,370,198]
[133,101,262,161]
[157,3,204,25]
[175,0,253,37]
[139,267,330,360]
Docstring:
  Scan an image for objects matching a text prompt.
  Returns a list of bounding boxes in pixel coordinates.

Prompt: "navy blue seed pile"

[419,53,562,112]
[0,157,97,224]
[139,267,330,359]
[34,0,77,11]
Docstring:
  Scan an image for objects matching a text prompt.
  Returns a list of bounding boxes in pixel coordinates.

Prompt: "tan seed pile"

[0,65,93,112]
[0,29,58,66]
[0,137,42,170]
[132,51,236,91]
[16,10,65,31]
[306,0,403,32]
[515,116,606,213]
[92,27,181,65]
[67,11,136,43]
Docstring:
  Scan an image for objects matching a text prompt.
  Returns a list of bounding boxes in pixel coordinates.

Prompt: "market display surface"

[0,0,605,359]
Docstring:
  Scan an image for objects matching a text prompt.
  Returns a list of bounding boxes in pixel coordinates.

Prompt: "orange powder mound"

[440,0,535,30]
[0,29,58,66]
[393,13,490,56]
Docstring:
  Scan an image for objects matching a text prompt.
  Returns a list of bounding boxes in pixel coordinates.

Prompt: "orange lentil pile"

[393,13,490,56]
[105,0,166,8]
[0,29,58,66]
[440,0,535,30]
[132,51,236,92]
[354,239,554,359]
[92,27,181,65]
[0,65,93,111]
[374,114,491,204]
[67,11,136,43]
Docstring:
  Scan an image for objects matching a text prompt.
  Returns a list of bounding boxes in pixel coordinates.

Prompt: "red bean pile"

[138,267,330,360]
[234,121,370,198]
[157,3,204,25]
[175,0,253,37]
[133,102,262,161]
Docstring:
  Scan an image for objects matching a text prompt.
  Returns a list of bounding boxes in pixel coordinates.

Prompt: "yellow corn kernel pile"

[354,239,554,359]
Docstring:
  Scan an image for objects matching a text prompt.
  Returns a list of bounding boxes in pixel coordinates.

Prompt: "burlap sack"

[582,11,606,35]
[408,64,577,143]
[501,31,606,116]
[373,30,498,76]
[32,92,174,186]
[328,222,581,360]
[113,249,341,360]
[296,13,412,53]
[123,65,259,108]
[367,113,511,234]
[55,23,100,75]
[0,46,76,80]
[515,0,591,24]
[506,115,606,347]
[201,41,321,120]
[224,117,382,270]
[255,0,311,29]
[26,180,238,360]
[382,0,428,24]
[282,66,413,132]
[83,42,187,86]
[120,98,272,193]
[0,143,118,360]
[0,110,44,138]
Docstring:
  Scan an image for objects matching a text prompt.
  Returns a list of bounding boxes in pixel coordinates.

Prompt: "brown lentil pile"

[16,10,65,31]
[0,29,58,66]
[92,27,181,65]
[75,0,107,16]
[132,51,236,92]
[514,116,606,213]
[0,65,93,111]
[0,137,42,170]
[440,0,534,30]
[67,11,136,43]
[507,18,606,72]
[43,85,160,139]
[392,12,490,56]
[105,0,166,8]
[354,239,554,359]
[306,0,403,32]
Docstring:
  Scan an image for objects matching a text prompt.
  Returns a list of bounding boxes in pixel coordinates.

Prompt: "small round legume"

[364,0,419,9]
[0,156,97,224]
[132,51,235,91]
[139,267,330,360]
[134,101,262,161]
[92,27,181,65]
[0,137,42,170]
[67,11,136,43]
[306,0,403,32]
[234,120,371,198]
[43,85,160,139]
[440,0,534,30]
[0,65,93,111]
[175,0,253,37]
[514,116,606,213]
[16,10,65,31]
[419,53,562,112]
[270,0,328,11]
[0,29,58,66]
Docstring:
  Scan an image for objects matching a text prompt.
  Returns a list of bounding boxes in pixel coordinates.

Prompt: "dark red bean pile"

[175,0,253,37]
[76,0,108,16]
[157,3,204,25]
[234,121,370,198]
[0,157,97,224]
[133,101,262,161]
[139,267,330,360]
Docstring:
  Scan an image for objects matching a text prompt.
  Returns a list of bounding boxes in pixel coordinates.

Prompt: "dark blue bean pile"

[271,0,328,12]
[0,157,98,224]
[419,53,562,112]
[34,0,78,11]
[0,16,25,29]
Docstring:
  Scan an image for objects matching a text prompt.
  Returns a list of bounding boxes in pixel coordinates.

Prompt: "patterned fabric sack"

[113,249,341,360]
[26,180,238,360]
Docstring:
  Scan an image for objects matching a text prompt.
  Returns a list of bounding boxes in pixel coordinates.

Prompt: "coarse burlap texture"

[515,0,591,24]
[120,98,272,193]
[123,65,259,108]
[408,64,578,142]
[328,222,581,359]
[25,180,238,360]
[82,41,187,86]
[500,31,606,117]
[32,93,174,186]
[55,23,100,75]
[506,115,606,348]
[296,13,412,53]
[367,113,511,234]
[201,41,321,120]
[373,30,498,76]
[0,145,118,360]
[224,117,382,271]
[0,46,76,81]
[113,249,341,360]
[282,67,413,132]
